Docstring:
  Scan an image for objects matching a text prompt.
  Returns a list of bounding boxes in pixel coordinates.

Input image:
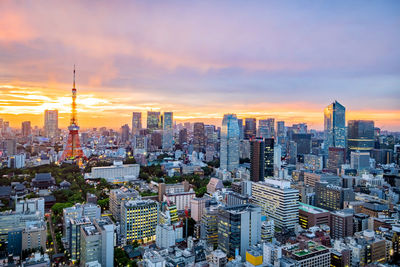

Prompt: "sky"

[0,1,400,130]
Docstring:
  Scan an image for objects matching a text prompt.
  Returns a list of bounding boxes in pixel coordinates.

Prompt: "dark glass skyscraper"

[121,124,130,143]
[347,120,374,153]
[292,133,311,155]
[264,138,274,177]
[324,101,346,151]
[193,122,206,152]
[244,118,256,140]
[250,138,265,182]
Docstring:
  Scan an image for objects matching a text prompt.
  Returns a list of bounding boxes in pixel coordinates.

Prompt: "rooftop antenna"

[73,64,76,89]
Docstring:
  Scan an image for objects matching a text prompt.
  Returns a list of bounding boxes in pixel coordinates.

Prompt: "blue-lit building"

[324,101,346,151]
[220,114,240,172]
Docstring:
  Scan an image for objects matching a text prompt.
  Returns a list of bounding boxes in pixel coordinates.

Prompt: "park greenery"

[0,156,218,261]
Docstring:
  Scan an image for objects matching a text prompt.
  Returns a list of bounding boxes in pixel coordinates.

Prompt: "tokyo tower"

[60,66,86,162]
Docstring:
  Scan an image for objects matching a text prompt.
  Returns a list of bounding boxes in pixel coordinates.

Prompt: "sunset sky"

[1,1,399,130]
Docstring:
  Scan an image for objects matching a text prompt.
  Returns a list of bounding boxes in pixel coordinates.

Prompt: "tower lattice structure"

[60,67,86,162]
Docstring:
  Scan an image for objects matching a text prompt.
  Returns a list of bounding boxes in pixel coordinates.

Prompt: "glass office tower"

[324,101,346,151]
[347,120,374,153]
[220,114,240,171]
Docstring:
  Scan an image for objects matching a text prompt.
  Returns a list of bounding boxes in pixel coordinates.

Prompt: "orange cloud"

[0,83,399,131]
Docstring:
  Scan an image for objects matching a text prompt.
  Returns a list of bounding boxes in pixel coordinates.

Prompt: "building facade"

[324,101,346,151]
[217,204,261,258]
[220,114,240,172]
[44,109,58,138]
[121,199,159,244]
[251,180,299,230]
[132,112,142,135]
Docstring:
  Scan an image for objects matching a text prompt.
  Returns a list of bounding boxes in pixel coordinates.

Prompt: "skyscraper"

[193,122,206,152]
[179,128,188,145]
[277,121,285,137]
[324,101,346,151]
[288,141,297,165]
[259,118,275,138]
[218,204,261,258]
[292,133,311,155]
[162,112,173,151]
[147,111,161,132]
[220,114,240,172]
[276,121,286,155]
[264,138,274,178]
[347,120,375,153]
[132,112,142,135]
[121,124,130,143]
[237,119,244,140]
[244,118,257,140]
[250,138,265,182]
[258,120,269,138]
[44,109,58,138]
[21,121,31,137]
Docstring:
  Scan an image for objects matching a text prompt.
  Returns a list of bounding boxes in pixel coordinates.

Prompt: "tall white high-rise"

[220,114,240,172]
[44,109,58,138]
[251,179,299,230]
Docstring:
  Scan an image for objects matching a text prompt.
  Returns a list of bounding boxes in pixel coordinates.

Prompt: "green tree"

[97,198,109,210]
[51,202,73,216]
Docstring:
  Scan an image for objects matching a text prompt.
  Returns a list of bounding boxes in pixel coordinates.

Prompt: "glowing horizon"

[1,1,399,131]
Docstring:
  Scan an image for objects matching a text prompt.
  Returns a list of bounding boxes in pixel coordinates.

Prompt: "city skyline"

[1,1,399,130]
[2,2,400,266]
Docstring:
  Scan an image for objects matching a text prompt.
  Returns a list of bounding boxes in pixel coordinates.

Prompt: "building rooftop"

[33,173,53,181]
[125,199,158,208]
[83,225,99,236]
[284,241,330,260]
[299,202,329,214]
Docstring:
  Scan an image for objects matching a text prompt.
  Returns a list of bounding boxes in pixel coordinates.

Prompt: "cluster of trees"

[139,164,164,181]
[114,246,139,267]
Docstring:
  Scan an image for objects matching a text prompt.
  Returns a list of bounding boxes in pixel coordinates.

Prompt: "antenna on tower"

[73,64,76,89]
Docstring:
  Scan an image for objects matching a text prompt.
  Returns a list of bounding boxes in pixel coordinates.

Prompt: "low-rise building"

[282,240,330,267]
[86,160,140,183]
[299,202,330,229]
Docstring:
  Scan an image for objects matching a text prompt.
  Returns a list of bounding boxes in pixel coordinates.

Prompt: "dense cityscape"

[0,74,399,267]
[1,1,400,267]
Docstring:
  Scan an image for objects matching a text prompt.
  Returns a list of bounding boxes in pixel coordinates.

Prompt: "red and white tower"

[60,66,86,162]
